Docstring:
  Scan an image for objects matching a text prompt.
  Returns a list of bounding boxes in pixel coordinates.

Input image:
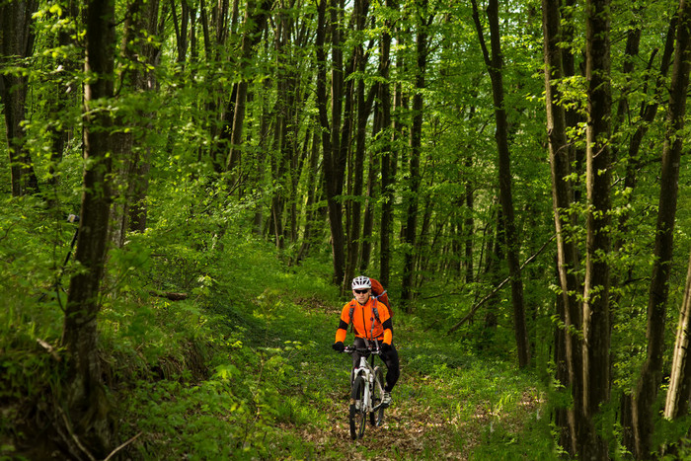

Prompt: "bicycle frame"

[348,347,383,413]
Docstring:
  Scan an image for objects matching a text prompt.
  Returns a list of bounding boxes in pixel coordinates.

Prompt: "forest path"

[296,374,474,460]
[273,298,502,460]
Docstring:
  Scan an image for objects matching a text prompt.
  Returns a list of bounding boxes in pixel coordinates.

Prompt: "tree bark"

[344,0,370,287]
[665,252,691,421]
[226,0,273,173]
[61,0,118,456]
[472,0,529,368]
[109,0,162,246]
[633,1,691,458]
[400,2,430,308]
[378,0,396,288]
[316,0,347,285]
[542,0,583,454]
[0,0,40,196]
[581,0,613,458]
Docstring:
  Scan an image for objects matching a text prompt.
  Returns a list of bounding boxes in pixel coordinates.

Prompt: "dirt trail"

[287,374,473,460]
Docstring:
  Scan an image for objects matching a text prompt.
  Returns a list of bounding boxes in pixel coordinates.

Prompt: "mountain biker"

[332,275,400,407]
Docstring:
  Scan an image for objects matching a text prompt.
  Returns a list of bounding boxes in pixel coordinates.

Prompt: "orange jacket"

[335,297,393,345]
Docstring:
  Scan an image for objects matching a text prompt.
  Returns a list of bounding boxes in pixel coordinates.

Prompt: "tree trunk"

[61,0,118,456]
[581,0,613,458]
[109,0,162,246]
[665,252,691,424]
[316,0,347,285]
[633,1,691,458]
[464,153,474,284]
[400,2,430,308]
[0,0,40,196]
[542,0,583,454]
[378,0,396,288]
[472,0,529,368]
[172,0,190,66]
[344,0,370,287]
[45,2,79,205]
[226,0,273,173]
[296,127,322,264]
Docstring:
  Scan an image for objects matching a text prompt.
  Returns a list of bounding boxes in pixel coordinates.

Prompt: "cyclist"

[332,275,400,407]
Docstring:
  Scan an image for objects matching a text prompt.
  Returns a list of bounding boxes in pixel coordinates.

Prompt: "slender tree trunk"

[633,2,691,458]
[618,13,677,456]
[226,0,273,173]
[472,0,529,368]
[378,0,396,288]
[296,127,321,264]
[316,0,347,285]
[46,2,80,205]
[61,0,118,456]
[344,0,370,287]
[542,0,583,454]
[0,0,40,196]
[172,0,190,66]
[109,0,162,246]
[400,2,430,308]
[665,252,691,421]
[464,153,474,284]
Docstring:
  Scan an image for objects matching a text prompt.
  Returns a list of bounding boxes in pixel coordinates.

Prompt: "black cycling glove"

[332,341,345,352]
[381,343,392,353]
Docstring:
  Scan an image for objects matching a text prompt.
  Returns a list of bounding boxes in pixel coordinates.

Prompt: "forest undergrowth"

[0,203,555,460]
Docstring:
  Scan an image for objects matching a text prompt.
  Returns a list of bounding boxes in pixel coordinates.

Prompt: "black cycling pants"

[352,337,400,393]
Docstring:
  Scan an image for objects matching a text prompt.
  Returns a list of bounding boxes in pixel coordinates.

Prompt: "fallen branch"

[103,432,143,461]
[149,290,188,301]
[447,235,555,335]
[57,405,96,461]
[36,338,61,362]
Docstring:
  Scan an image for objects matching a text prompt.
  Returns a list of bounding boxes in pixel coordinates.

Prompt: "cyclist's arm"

[335,306,350,343]
[382,318,393,345]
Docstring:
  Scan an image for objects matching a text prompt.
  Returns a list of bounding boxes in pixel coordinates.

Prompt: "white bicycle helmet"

[351,276,371,290]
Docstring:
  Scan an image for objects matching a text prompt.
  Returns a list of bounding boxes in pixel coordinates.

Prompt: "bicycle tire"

[349,375,367,440]
[370,366,385,427]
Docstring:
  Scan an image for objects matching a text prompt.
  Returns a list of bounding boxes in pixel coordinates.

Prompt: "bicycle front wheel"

[370,366,385,427]
[349,375,367,440]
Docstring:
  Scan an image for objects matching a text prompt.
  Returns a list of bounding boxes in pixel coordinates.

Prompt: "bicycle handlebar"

[343,345,382,356]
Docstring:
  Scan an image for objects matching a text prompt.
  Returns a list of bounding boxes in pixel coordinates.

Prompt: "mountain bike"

[343,344,386,440]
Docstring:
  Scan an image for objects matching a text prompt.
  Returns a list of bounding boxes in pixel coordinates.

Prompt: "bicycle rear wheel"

[349,375,367,439]
[370,366,385,427]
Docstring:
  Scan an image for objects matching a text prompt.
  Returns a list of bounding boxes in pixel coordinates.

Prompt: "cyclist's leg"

[381,343,400,392]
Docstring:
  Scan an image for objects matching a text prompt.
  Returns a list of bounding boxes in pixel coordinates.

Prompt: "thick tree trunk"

[61,0,118,456]
[633,1,691,458]
[0,0,40,196]
[581,0,613,458]
[472,0,529,368]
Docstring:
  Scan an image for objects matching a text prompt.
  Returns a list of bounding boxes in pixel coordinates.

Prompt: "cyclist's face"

[353,288,371,303]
